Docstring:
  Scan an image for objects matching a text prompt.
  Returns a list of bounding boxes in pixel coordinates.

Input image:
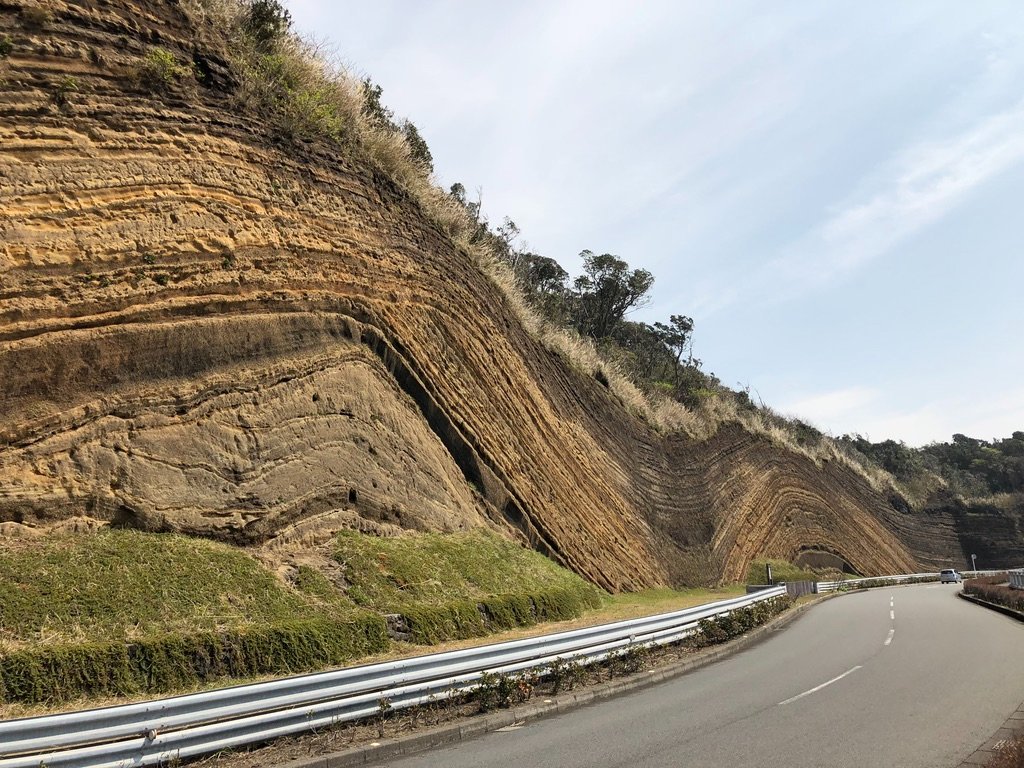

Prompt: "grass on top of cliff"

[333,529,600,611]
[0,530,344,650]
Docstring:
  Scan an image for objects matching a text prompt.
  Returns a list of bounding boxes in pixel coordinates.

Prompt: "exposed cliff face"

[0,0,974,591]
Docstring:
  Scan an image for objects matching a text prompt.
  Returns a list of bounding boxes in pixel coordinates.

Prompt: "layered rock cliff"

[0,0,978,591]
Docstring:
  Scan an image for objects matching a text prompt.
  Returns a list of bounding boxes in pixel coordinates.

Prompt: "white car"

[939,569,962,583]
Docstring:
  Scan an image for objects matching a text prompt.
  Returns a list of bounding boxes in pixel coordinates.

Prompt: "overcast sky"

[288,1,1024,447]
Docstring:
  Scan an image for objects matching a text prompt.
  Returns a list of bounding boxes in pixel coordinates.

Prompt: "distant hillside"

[840,432,1024,568]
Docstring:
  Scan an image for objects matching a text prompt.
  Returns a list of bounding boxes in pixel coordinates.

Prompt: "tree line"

[448,184,721,409]
[840,432,1024,499]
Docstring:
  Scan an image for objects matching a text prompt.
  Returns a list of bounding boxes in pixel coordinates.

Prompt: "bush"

[964,575,1023,613]
[20,6,51,28]
[50,75,78,106]
[242,0,292,48]
[399,585,602,645]
[547,656,587,693]
[609,643,650,676]
[0,615,388,705]
[688,596,792,648]
[0,37,12,58]
[475,671,536,711]
[133,48,194,90]
[990,736,1024,768]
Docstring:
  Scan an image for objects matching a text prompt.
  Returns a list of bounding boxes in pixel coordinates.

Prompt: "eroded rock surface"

[0,0,978,590]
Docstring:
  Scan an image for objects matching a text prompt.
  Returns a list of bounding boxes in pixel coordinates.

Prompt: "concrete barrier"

[1010,570,1024,590]
[785,580,817,597]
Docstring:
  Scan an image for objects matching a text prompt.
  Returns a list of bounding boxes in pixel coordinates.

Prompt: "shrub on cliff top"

[242,0,292,48]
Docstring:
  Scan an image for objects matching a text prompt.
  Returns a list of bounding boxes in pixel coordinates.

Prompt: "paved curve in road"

[383,585,1024,768]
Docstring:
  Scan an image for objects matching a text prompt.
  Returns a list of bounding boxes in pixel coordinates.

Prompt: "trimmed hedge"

[401,585,603,645]
[964,575,1023,613]
[0,615,388,705]
[689,595,793,647]
[844,575,937,590]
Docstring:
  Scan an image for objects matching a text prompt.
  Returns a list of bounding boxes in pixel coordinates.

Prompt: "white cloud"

[779,385,1024,446]
[778,386,879,428]
[767,100,1024,294]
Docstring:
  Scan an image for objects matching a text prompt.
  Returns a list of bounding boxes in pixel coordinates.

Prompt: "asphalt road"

[383,585,1024,768]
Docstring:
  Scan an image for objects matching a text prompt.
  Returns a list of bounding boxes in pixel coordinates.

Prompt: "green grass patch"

[333,530,604,644]
[132,47,195,90]
[745,559,817,585]
[604,585,745,612]
[334,529,599,609]
[0,529,609,702]
[0,531,386,704]
[0,530,346,648]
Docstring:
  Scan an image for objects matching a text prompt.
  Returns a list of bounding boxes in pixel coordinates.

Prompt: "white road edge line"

[778,666,863,706]
[885,628,895,646]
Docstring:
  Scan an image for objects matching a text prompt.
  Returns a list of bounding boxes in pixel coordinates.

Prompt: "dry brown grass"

[991,737,1024,768]
[179,0,904,498]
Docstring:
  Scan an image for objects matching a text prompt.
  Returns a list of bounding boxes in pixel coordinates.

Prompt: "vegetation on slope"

[840,431,1024,502]
[333,529,598,610]
[744,559,818,585]
[0,528,601,704]
[0,530,385,704]
[0,530,339,649]
[328,530,603,644]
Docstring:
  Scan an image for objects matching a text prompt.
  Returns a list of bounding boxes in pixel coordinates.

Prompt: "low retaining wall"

[1010,570,1024,590]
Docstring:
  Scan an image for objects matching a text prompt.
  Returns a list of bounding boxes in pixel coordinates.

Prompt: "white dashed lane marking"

[778,666,863,706]
[885,629,895,646]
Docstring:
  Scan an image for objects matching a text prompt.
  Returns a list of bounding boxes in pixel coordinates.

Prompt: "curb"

[957,591,1024,765]
[958,702,1024,767]
[279,596,832,768]
[957,591,1024,623]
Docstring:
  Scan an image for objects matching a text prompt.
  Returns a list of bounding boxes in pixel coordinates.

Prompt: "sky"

[287,0,1024,447]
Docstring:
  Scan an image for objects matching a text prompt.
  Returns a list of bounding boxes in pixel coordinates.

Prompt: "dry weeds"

[991,737,1024,768]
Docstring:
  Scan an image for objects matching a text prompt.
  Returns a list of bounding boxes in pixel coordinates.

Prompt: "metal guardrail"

[816,569,1012,593]
[0,587,787,768]
[1010,570,1024,590]
[816,571,940,593]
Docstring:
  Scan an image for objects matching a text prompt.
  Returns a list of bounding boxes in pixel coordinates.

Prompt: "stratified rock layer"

[0,0,984,591]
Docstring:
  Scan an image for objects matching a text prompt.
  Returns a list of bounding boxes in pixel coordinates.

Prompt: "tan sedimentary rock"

[0,0,967,590]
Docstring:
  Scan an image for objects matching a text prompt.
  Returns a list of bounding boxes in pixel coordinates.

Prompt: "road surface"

[383,584,1024,768]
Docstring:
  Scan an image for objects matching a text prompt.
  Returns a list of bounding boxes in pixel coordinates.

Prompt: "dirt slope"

[0,0,967,590]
